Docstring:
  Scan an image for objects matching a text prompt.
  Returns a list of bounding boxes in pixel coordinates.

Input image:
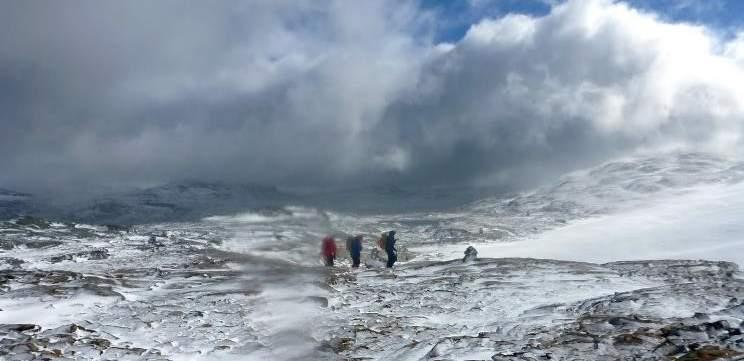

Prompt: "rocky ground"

[0,216,334,361]
[329,256,744,361]
[2,214,744,360]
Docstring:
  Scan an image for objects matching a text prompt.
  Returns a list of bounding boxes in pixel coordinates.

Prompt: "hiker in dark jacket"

[349,235,363,268]
[385,231,397,268]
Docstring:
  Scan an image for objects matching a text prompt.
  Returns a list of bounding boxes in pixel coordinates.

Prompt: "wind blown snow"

[424,181,744,266]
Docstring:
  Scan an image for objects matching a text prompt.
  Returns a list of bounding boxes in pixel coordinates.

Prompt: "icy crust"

[330,258,744,361]
[0,219,335,361]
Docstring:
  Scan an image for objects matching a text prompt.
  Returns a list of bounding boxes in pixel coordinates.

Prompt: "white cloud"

[2,0,744,192]
[372,0,744,187]
[464,14,538,46]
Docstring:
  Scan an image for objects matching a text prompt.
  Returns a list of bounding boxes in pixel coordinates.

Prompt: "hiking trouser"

[325,256,334,267]
[351,254,360,268]
[386,252,397,268]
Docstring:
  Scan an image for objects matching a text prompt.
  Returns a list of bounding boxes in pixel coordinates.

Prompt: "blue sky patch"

[425,0,744,42]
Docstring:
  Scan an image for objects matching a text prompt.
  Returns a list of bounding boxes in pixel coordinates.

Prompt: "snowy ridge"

[465,152,744,239]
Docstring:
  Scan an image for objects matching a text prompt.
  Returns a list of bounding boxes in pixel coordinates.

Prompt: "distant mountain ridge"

[2,152,740,225]
[0,188,34,220]
[0,188,31,198]
[0,181,291,225]
[65,181,291,225]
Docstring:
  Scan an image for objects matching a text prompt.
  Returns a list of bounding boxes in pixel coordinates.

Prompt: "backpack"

[377,232,387,249]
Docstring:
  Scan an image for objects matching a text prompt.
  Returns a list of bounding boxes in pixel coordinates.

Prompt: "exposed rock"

[333,258,744,361]
[0,239,17,250]
[14,216,50,229]
[432,228,474,243]
[24,240,63,249]
[613,333,644,345]
[50,248,110,263]
[0,218,324,360]
[0,324,40,334]
[463,246,478,262]
[0,257,24,269]
[89,338,111,349]
[677,345,741,361]
[104,224,132,233]
[143,235,166,249]
[0,322,150,360]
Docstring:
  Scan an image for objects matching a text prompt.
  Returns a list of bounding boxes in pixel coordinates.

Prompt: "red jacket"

[322,236,336,257]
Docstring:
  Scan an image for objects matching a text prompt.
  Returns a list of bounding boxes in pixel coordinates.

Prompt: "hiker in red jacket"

[321,236,337,267]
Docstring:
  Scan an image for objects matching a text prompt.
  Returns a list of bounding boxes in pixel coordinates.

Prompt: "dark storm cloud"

[0,0,430,190]
[1,0,744,193]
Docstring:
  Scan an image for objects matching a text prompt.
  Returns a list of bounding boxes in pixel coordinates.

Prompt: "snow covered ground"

[0,220,336,360]
[418,181,744,266]
[2,152,744,360]
[329,258,744,360]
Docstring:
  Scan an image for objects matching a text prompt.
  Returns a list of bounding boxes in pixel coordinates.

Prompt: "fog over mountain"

[2,0,744,195]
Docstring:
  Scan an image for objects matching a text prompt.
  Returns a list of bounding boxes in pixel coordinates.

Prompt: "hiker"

[348,235,363,268]
[377,232,388,250]
[385,230,397,268]
[321,236,337,267]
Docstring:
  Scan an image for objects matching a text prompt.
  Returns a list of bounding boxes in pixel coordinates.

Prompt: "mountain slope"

[66,181,292,224]
[0,188,34,220]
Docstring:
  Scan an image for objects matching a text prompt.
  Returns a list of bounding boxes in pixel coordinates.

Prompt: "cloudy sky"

[2,0,744,194]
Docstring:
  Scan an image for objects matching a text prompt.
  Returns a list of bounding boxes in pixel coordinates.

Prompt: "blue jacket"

[350,238,362,256]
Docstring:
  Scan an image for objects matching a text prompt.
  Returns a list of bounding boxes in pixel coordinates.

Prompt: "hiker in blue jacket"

[385,231,397,268]
[349,235,363,268]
